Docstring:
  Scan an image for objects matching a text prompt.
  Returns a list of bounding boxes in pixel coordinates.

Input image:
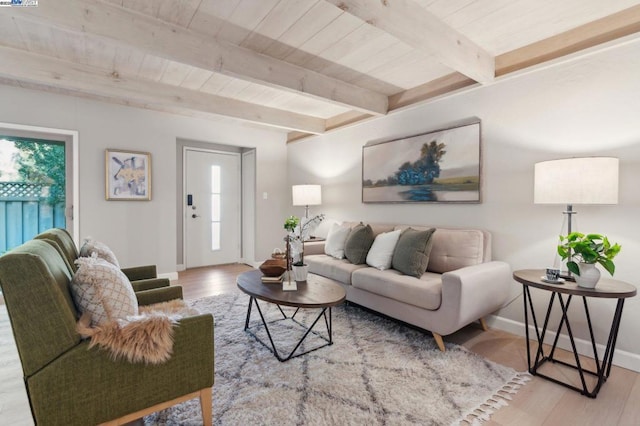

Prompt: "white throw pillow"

[324,223,351,259]
[366,229,402,270]
[79,238,120,268]
[71,256,138,326]
[314,218,337,239]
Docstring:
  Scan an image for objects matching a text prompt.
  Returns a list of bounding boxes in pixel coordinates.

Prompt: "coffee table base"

[243,296,334,362]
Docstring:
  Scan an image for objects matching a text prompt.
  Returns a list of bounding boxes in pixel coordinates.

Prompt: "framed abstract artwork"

[105,149,151,201]
[362,121,481,204]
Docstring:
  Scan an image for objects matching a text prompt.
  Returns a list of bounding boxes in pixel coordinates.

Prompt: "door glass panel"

[211,194,220,222]
[211,165,221,251]
[211,165,221,193]
[211,223,220,251]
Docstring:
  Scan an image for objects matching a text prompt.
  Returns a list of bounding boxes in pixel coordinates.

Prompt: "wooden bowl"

[259,259,286,277]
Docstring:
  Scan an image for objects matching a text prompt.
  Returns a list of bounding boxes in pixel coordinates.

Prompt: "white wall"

[288,40,640,369]
[0,85,289,274]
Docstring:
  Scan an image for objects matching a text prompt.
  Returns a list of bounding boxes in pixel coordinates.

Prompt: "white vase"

[292,264,309,282]
[575,262,601,289]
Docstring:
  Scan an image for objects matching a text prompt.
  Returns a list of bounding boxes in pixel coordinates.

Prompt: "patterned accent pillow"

[71,256,138,326]
[79,238,120,268]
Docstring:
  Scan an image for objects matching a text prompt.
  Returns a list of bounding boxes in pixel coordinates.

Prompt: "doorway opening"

[176,139,255,270]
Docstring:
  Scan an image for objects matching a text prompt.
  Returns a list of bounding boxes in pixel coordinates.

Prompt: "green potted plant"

[283,216,300,272]
[557,232,621,288]
[283,214,324,281]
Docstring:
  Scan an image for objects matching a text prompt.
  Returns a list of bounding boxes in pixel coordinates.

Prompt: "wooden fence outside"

[0,182,66,253]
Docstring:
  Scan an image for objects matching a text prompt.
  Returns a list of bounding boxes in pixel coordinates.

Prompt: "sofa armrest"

[26,314,214,425]
[135,286,183,306]
[439,261,511,335]
[131,277,170,292]
[121,264,157,281]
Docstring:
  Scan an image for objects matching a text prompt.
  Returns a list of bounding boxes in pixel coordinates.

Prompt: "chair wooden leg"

[98,389,209,426]
[479,317,489,331]
[200,387,212,426]
[432,332,445,352]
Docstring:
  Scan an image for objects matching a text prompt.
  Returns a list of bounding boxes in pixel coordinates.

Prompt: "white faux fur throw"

[76,299,199,365]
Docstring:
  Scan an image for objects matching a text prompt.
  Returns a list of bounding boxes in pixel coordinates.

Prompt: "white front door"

[185,149,241,268]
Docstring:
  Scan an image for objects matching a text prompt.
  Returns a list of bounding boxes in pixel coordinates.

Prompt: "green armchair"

[34,228,169,293]
[0,240,214,425]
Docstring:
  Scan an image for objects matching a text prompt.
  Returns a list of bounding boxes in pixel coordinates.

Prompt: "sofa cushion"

[71,256,138,326]
[352,268,442,311]
[366,229,402,270]
[324,223,351,259]
[306,254,367,285]
[344,223,374,265]
[393,226,486,274]
[79,238,120,268]
[391,228,436,278]
[427,229,485,273]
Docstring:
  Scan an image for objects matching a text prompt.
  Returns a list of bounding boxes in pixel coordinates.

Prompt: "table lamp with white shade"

[292,184,322,218]
[534,157,619,278]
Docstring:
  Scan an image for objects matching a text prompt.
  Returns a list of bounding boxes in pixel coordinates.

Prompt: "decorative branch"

[283,214,325,265]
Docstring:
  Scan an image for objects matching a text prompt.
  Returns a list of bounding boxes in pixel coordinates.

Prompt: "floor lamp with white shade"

[534,157,619,278]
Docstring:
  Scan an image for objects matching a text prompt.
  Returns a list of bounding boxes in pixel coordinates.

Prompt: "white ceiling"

[1,0,639,140]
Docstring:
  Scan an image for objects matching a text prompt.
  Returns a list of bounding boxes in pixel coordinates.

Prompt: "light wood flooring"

[1,264,639,425]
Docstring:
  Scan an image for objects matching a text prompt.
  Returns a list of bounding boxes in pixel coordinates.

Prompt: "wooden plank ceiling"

[1,0,639,141]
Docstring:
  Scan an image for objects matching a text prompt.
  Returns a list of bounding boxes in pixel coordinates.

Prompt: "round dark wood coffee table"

[237,269,346,362]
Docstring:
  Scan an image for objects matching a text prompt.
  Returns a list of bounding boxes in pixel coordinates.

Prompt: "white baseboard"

[158,271,179,281]
[176,264,186,272]
[487,315,640,373]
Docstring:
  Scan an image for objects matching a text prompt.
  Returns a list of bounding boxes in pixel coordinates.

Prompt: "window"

[0,137,66,253]
[210,165,221,251]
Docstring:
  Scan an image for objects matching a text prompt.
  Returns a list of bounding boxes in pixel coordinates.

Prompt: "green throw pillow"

[391,228,436,278]
[344,223,375,265]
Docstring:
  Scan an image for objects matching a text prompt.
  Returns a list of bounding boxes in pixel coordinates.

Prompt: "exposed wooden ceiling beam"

[496,4,640,76]
[325,0,494,83]
[12,0,388,116]
[289,4,640,142]
[286,132,311,144]
[0,45,326,134]
[388,73,475,110]
[287,110,373,143]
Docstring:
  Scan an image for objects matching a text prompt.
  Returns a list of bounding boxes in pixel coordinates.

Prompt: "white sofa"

[304,222,511,351]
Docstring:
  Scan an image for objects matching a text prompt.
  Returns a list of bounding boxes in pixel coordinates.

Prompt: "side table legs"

[522,284,626,398]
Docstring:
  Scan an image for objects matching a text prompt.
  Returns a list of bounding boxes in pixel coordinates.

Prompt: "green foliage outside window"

[12,138,66,206]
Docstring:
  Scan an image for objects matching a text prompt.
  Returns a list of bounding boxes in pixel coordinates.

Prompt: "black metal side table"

[513,269,636,398]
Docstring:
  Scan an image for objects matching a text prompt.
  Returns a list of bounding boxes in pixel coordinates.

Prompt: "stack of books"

[261,273,284,283]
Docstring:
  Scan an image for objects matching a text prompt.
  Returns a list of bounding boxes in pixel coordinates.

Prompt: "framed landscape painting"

[362,121,481,203]
[105,149,151,201]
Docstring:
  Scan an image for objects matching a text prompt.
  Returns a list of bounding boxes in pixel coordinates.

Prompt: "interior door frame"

[0,121,79,245]
[181,146,253,268]
[241,149,256,265]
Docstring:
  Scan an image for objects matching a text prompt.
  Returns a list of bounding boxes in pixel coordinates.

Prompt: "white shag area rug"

[145,293,528,426]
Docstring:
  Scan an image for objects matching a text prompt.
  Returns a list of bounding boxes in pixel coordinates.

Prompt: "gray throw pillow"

[344,223,375,265]
[392,228,436,278]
